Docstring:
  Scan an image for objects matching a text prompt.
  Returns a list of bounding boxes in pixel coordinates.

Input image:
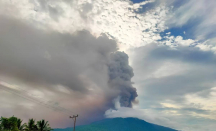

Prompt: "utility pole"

[69,115,78,131]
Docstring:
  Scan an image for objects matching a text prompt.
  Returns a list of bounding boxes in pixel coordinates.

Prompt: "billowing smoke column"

[108,52,138,107]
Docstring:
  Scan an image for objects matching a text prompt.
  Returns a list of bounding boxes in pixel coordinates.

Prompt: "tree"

[0,116,53,131]
[17,118,25,131]
[0,116,19,131]
[8,116,19,131]
[25,118,38,131]
[37,119,53,131]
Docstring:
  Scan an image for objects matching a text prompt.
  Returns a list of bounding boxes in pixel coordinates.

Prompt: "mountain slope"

[54,117,177,131]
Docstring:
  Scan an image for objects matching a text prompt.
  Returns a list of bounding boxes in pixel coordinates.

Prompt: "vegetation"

[54,118,177,131]
[0,116,52,131]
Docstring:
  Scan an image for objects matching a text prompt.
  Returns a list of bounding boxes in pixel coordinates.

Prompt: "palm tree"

[0,116,53,131]
[37,119,53,131]
[25,118,38,131]
[17,118,25,131]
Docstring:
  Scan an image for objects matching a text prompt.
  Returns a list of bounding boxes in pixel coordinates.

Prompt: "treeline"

[0,116,52,131]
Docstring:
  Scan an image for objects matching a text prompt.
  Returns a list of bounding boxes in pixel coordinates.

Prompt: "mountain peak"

[54,117,177,131]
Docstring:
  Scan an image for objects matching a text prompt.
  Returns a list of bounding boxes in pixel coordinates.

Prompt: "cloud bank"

[127,44,216,131]
[0,16,137,127]
[0,0,170,50]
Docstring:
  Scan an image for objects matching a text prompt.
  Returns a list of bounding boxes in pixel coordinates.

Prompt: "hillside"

[54,117,177,131]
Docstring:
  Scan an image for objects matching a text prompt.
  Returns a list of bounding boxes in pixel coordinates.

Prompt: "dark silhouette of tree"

[17,118,25,131]
[0,116,53,131]
[37,119,53,131]
[0,116,19,131]
[25,118,38,131]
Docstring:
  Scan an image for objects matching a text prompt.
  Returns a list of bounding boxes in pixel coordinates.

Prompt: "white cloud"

[161,35,197,47]
[151,61,189,78]
[160,102,182,109]
[0,81,20,90]
[2,0,214,53]
[55,85,71,94]
[1,0,215,53]
[105,90,216,131]
[195,39,216,52]
[0,0,170,51]
[105,98,181,130]
[185,87,216,114]
[128,42,216,131]
[168,0,216,40]
[160,35,216,53]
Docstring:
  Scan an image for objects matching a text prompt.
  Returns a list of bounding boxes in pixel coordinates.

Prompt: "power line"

[13,85,75,115]
[0,84,79,130]
[0,85,75,116]
[0,85,69,115]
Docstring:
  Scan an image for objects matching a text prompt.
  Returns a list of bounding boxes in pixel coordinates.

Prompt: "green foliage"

[0,116,52,131]
[25,118,38,131]
[17,119,25,131]
[37,119,52,131]
[0,116,19,131]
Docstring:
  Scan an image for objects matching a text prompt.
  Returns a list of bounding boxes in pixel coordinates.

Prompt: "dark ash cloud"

[108,52,138,107]
[0,16,137,127]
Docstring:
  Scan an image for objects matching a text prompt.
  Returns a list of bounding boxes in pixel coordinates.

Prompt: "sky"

[0,0,216,131]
